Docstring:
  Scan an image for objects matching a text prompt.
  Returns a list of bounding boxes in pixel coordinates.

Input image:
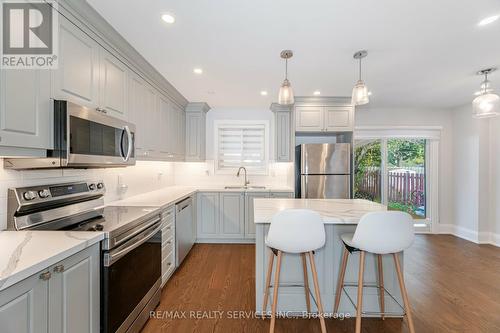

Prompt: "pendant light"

[352,50,370,106]
[472,68,500,118]
[278,50,294,105]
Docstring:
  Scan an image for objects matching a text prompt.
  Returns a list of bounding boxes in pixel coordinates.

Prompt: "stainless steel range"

[7,181,162,333]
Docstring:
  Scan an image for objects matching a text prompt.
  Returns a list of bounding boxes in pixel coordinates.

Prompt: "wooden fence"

[357,169,425,206]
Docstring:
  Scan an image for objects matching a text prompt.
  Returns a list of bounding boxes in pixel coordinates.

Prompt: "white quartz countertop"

[253,198,387,224]
[0,231,104,291]
[107,185,294,209]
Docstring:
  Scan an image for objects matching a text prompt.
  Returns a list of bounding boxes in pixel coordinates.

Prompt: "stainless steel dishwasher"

[175,196,195,266]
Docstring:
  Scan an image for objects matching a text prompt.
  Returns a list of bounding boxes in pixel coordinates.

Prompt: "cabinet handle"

[39,272,51,281]
[53,265,65,273]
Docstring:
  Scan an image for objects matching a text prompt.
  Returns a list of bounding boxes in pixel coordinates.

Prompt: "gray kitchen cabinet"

[48,244,100,333]
[143,85,159,159]
[271,103,293,162]
[185,103,210,162]
[127,73,147,157]
[295,106,323,132]
[324,106,354,131]
[0,269,49,333]
[158,95,173,160]
[53,16,100,109]
[245,192,270,238]
[219,192,245,238]
[270,192,294,198]
[0,69,53,152]
[99,49,128,119]
[174,104,186,160]
[197,192,220,239]
[295,98,354,133]
[161,206,175,286]
[0,243,100,333]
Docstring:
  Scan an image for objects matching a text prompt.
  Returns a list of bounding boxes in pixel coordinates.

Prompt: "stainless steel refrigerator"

[295,143,352,199]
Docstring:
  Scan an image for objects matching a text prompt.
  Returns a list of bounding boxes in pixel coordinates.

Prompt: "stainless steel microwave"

[4,100,136,169]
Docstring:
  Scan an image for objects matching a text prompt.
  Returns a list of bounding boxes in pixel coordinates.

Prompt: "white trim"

[355,126,442,140]
[438,224,500,247]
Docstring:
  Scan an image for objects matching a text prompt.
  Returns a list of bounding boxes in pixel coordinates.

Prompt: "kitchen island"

[254,198,405,317]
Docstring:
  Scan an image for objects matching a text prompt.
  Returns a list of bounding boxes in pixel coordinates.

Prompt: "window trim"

[213,120,270,175]
[355,126,441,233]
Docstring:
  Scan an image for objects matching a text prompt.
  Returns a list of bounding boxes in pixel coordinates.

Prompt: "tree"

[387,139,425,167]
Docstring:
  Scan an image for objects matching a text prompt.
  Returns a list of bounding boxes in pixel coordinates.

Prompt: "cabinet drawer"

[162,206,174,223]
[161,251,175,282]
[162,236,174,259]
[162,222,174,241]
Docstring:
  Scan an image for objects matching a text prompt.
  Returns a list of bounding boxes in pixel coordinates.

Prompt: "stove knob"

[38,189,50,198]
[97,182,104,190]
[89,183,96,191]
[23,191,37,201]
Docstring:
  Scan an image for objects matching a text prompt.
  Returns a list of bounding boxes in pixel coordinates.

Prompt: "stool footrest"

[342,284,406,316]
[268,283,320,311]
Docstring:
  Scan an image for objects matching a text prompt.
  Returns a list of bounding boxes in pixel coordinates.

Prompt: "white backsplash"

[0,160,176,230]
[173,161,294,188]
[0,160,293,230]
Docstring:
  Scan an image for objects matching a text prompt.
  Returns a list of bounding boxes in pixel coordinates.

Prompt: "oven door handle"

[123,125,133,162]
[103,221,162,267]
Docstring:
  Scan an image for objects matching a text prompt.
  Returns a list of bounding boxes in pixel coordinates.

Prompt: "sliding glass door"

[355,137,429,225]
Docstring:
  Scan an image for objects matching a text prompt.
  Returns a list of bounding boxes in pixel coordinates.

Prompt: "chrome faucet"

[236,167,250,187]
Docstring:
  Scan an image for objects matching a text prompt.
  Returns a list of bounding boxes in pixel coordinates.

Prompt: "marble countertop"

[253,198,387,224]
[107,185,294,209]
[0,231,104,291]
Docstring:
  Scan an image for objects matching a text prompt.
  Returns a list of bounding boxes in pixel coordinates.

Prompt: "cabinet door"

[176,106,186,159]
[245,192,269,238]
[0,69,52,149]
[158,95,170,158]
[295,106,323,132]
[197,192,220,238]
[143,85,158,158]
[128,74,148,156]
[185,112,202,161]
[48,244,99,333]
[275,111,291,162]
[99,49,128,119]
[53,16,99,108]
[324,106,354,132]
[0,271,49,333]
[219,192,245,238]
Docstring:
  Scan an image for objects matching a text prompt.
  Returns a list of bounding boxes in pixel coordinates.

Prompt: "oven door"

[101,220,162,333]
[64,101,136,167]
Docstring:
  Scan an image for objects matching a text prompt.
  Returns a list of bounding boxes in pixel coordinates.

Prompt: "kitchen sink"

[224,185,266,190]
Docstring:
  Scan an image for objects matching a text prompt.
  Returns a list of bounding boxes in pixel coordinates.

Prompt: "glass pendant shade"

[278,79,294,105]
[472,92,500,118]
[352,79,369,106]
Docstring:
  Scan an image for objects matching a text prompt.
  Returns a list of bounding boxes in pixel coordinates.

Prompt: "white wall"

[0,160,175,230]
[490,116,500,243]
[355,106,455,230]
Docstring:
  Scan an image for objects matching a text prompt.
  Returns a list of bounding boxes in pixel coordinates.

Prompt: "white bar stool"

[333,211,416,333]
[262,209,327,333]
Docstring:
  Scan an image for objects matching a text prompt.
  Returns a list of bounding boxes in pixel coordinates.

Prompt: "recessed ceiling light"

[368,91,373,96]
[260,91,268,96]
[193,68,203,74]
[161,13,175,24]
[478,15,499,26]
[313,91,321,96]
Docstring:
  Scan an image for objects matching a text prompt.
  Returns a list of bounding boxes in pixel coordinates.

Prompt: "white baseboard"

[438,224,500,247]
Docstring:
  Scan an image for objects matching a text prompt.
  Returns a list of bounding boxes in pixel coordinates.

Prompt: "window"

[354,126,440,232]
[214,120,269,174]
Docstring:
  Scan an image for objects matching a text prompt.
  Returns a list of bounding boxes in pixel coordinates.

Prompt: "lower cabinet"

[197,191,294,242]
[161,206,176,287]
[0,243,100,333]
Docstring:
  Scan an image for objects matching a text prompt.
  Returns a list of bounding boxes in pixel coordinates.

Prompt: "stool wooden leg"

[393,253,415,333]
[355,251,366,333]
[334,248,349,314]
[262,249,275,319]
[269,251,282,333]
[301,253,311,313]
[377,254,385,320]
[308,252,327,333]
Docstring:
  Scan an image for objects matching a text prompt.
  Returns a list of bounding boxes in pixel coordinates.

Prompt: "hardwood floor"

[142,235,500,333]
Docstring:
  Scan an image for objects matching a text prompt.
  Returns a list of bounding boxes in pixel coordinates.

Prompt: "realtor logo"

[1,0,58,69]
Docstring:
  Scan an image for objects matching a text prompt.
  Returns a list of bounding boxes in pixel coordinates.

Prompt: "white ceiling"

[87,0,500,109]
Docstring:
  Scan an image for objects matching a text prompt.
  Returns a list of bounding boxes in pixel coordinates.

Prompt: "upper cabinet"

[0,69,53,151]
[99,49,128,119]
[295,97,354,133]
[271,103,293,162]
[52,16,100,109]
[185,103,210,162]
